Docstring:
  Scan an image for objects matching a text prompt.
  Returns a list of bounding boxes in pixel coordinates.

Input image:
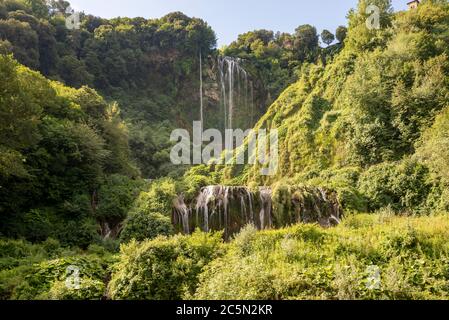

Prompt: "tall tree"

[25,0,49,18]
[294,24,319,61]
[48,0,70,15]
[335,26,348,43]
[321,29,335,46]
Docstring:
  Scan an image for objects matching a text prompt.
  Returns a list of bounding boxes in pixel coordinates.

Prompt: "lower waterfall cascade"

[172,185,343,239]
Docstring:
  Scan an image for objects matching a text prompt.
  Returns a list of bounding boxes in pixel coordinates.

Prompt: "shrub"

[22,209,54,243]
[232,224,258,257]
[120,212,174,243]
[416,105,449,184]
[0,238,61,272]
[14,205,98,249]
[46,278,105,300]
[12,255,112,300]
[94,174,144,225]
[41,238,62,255]
[0,239,33,260]
[108,231,224,300]
[358,159,431,212]
[194,255,277,300]
[194,214,449,300]
[55,218,99,249]
[0,264,34,300]
[306,167,368,212]
[132,178,178,215]
[182,165,220,199]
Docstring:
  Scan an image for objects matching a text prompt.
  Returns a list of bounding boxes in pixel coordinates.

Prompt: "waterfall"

[217,56,254,130]
[193,186,266,238]
[173,195,191,234]
[199,50,204,133]
[173,185,343,239]
[250,83,255,125]
[228,59,234,129]
[259,187,272,230]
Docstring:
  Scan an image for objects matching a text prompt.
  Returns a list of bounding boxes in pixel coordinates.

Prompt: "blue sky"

[69,0,409,47]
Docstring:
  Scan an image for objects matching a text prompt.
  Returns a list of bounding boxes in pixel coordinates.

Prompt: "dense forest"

[1,0,449,300]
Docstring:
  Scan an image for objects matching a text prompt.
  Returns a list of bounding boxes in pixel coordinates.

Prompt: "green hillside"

[1,0,449,301]
[215,0,449,215]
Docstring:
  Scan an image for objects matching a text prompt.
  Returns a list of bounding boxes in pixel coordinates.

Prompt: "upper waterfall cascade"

[217,56,255,130]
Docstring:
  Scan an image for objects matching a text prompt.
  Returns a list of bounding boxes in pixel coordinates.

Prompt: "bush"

[120,212,174,243]
[417,105,449,184]
[194,214,449,300]
[98,238,121,253]
[108,231,224,300]
[182,165,220,199]
[46,278,105,300]
[12,255,112,300]
[94,174,144,225]
[0,264,34,300]
[0,237,115,300]
[358,159,431,212]
[194,255,278,300]
[55,218,99,249]
[306,167,368,212]
[22,209,54,243]
[0,239,33,260]
[0,238,61,272]
[41,238,62,255]
[232,224,258,257]
[131,178,178,216]
[14,206,99,249]
[86,244,108,256]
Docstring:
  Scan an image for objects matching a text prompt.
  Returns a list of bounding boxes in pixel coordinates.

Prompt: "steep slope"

[216,0,449,213]
[0,0,344,178]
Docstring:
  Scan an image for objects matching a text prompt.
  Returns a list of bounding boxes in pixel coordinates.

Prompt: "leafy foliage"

[12,254,112,300]
[94,174,145,226]
[120,212,174,243]
[1,0,449,302]
[0,238,115,300]
[0,53,137,245]
[416,105,449,184]
[221,0,449,215]
[108,231,223,300]
[321,29,335,46]
[336,26,348,43]
[195,214,449,300]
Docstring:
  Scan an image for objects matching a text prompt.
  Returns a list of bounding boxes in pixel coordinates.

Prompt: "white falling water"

[192,186,273,238]
[195,185,218,232]
[173,185,343,239]
[217,56,254,130]
[259,187,273,229]
[173,195,191,234]
[199,50,204,133]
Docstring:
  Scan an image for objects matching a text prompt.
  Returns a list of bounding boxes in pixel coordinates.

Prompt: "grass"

[194,212,449,300]
[2,212,449,300]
